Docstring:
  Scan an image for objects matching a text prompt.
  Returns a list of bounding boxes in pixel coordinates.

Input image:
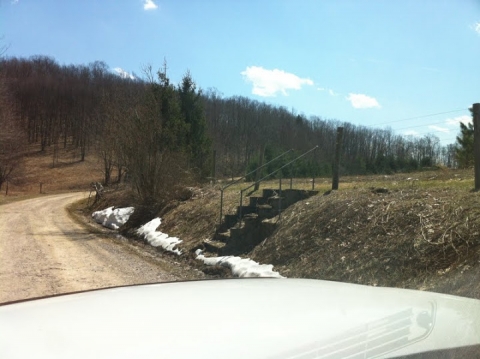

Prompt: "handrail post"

[279,176,282,219]
[289,163,293,189]
[219,189,224,225]
[239,190,244,226]
[312,147,316,190]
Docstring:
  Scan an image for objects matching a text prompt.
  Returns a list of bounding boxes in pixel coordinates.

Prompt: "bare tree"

[0,75,25,192]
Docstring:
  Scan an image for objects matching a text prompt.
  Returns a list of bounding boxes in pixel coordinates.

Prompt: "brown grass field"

[0,145,104,204]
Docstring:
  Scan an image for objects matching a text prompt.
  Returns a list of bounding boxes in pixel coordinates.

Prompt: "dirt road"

[0,193,187,303]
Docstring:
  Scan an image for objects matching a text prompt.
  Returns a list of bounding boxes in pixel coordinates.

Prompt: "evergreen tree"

[178,71,211,178]
[455,108,474,168]
[154,63,187,151]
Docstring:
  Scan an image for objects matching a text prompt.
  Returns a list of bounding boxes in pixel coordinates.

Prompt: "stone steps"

[205,188,318,255]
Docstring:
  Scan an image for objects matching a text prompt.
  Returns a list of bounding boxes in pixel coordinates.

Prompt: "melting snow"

[195,249,284,278]
[136,218,182,255]
[91,207,281,271]
[92,207,135,230]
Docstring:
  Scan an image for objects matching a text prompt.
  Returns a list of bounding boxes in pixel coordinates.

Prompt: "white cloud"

[11,0,19,4]
[241,66,313,97]
[428,125,449,133]
[113,67,136,80]
[346,93,380,109]
[143,0,158,10]
[473,22,480,35]
[445,115,471,126]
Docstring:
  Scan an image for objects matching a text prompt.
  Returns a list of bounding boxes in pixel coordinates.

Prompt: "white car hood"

[0,278,479,358]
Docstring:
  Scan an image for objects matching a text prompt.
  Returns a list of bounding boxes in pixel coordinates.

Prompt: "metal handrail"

[238,146,318,223]
[218,149,293,225]
[240,146,318,194]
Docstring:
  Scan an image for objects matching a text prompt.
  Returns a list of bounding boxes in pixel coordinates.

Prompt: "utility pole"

[332,127,344,190]
[474,103,480,191]
[212,150,216,183]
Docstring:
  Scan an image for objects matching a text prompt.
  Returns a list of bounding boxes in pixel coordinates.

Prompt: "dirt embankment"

[250,188,480,298]
[148,170,480,299]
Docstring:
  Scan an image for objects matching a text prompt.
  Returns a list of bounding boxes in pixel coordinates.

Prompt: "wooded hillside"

[0,56,458,197]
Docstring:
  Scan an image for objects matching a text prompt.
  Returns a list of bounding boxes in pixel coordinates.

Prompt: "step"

[224,214,238,228]
[203,239,226,253]
[282,189,319,205]
[213,231,230,243]
[268,197,285,211]
[236,205,257,216]
[262,189,279,199]
[249,196,268,207]
[258,206,279,219]
[229,227,245,241]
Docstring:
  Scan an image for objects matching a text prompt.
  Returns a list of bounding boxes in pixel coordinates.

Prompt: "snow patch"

[113,67,136,80]
[136,218,182,255]
[92,207,135,230]
[195,249,284,278]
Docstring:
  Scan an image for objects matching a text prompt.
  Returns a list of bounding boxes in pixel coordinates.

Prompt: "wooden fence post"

[474,103,480,191]
[332,127,344,190]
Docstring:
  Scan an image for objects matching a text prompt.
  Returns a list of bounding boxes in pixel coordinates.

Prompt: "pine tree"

[455,108,474,168]
[178,71,211,178]
[154,63,187,151]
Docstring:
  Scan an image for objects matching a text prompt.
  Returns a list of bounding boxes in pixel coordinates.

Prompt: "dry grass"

[0,144,104,204]
[159,185,237,252]
[251,188,479,285]
[151,168,480,299]
[249,170,480,299]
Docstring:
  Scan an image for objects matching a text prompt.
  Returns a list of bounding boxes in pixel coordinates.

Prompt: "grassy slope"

[6,147,480,299]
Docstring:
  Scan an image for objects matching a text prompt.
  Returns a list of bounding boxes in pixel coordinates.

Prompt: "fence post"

[474,103,480,191]
[290,165,293,189]
[332,127,344,190]
[279,176,282,220]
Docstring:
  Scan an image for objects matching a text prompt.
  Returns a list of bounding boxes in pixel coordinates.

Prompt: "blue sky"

[2,0,479,145]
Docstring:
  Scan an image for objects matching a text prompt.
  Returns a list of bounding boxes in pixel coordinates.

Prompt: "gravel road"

[0,193,193,303]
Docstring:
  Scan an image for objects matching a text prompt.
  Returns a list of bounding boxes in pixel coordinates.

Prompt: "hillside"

[154,169,480,299]
[0,145,103,203]
[3,149,480,299]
